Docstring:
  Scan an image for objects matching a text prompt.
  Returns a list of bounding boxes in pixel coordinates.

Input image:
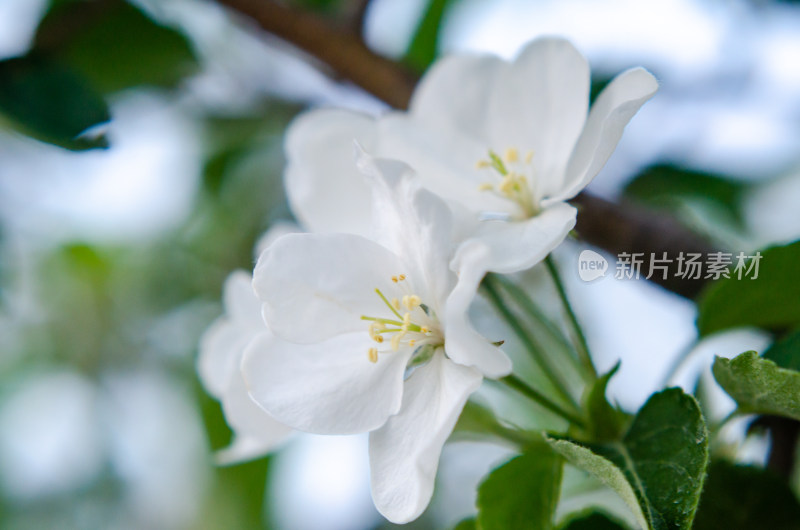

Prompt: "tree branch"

[215,0,716,300]
[217,0,416,109]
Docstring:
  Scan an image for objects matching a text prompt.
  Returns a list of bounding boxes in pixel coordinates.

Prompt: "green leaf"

[558,510,629,530]
[582,362,628,442]
[712,351,800,421]
[0,55,109,150]
[696,240,800,336]
[35,0,197,93]
[476,442,564,530]
[453,517,476,530]
[693,460,800,530]
[764,328,800,372]
[404,0,455,73]
[624,164,749,227]
[546,438,649,530]
[549,388,708,530]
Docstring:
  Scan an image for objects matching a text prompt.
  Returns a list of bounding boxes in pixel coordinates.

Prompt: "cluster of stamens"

[361,274,442,364]
[476,147,539,217]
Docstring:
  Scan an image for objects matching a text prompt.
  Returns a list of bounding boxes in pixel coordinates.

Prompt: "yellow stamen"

[368,347,378,363]
[398,274,406,281]
[390,333,402,351]
[402,294,421,310]
[391,275,398,283]
[505,147,519,163]
[499,175,515,194]
[409,339,416,347]
[391,298,400,310]
[420,326,429,334]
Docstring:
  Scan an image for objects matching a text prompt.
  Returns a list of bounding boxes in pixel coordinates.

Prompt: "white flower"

[197,270,293,464]
[242,151,510,522]
[284,37,658,275]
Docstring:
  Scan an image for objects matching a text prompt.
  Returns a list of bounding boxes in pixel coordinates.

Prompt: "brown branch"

[217,0,416,109]
[215,0,716,300]
[343,0,373,37]
[571,194,713,299]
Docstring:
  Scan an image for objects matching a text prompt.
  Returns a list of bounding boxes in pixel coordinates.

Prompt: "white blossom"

[284,37,657,276]
[242,151,510,522]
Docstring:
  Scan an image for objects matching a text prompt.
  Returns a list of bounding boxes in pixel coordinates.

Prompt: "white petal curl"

[553,67,659,203]
[451,202,578,276]
[443,242,512,379]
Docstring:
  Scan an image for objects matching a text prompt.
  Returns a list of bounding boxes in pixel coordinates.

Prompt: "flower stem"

[481,276,580,412]
[490,273,593,383]
[544,256,597,380]
[501,375,586,428]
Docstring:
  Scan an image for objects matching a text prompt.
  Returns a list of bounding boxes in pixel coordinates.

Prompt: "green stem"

[545,255,597,379]
[481,276,580,412]
[501,375,586,428]
[491,273,592,383]
[486,421,538,449]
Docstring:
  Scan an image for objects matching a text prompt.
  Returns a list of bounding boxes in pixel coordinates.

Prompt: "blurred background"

[0,0,798,528]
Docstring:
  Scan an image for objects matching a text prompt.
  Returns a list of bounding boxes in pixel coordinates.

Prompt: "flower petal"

[554,67,659,203]
[253,233,404,343]
[443,243,512,378]
[409,54,505,141]
[198,270,264,397]
[452,202,577,276]
[487,38,590,193]
[241,332,410,435]
[355,150,456,310]
[377,115,513,215]
[215,343,293,464]
[284,109,376,236]
[198,317,251,398]
[368,351,482,523]
[253,220,302,259]
[223,270,266,331]
[215,435,282,466]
